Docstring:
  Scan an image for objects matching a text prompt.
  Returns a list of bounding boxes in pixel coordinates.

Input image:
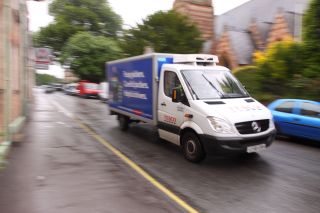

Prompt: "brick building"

[173,0,214,40]
[214,0,310,70]
[173,0,310,70]
[173,0,214,52]
[0,0,34,164]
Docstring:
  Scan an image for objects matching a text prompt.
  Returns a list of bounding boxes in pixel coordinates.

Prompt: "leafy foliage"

[62,32,122,82]
[302,0,320,78]
[33,20,81,52]
[121,10,203,56]
[303,0,320,52]
[253,38,306,95]
[235,38,319,102]
[34,0,122,52]
[36,73,61,86]
[234,66,260,95]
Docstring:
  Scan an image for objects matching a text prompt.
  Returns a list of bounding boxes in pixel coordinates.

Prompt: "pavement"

[0,89,184,213]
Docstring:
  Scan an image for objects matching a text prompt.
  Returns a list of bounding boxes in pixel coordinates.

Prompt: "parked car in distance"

[51,83,63,91]
[77,80,100,99]
[98,82,109,102]
[44,85,55,93]
[268,99,320,141]
[64,83,79,96]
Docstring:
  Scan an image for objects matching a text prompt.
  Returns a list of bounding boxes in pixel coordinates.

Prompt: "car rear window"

[300,102,320,118]
[275,101,295,113]
[85,83,98,90]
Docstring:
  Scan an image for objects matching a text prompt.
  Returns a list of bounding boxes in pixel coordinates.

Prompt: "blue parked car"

[268,99,320,142]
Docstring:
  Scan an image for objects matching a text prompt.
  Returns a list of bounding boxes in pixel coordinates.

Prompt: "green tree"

[36,73,60,86]
[246,38,320,101]
[33,20,81,53]
[121,10,203,56]
[302,0,320,77]
[62,32,122,82]
[234,66,260,96]
[253,39,305,96]
[34,0,122,52]
[303,0,320,51]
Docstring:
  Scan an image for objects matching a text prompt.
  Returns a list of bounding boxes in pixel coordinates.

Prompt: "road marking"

[51,100,199,213]
[51,100,74,118]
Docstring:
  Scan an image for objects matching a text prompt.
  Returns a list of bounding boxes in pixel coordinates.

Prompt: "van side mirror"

[172,88,182,103]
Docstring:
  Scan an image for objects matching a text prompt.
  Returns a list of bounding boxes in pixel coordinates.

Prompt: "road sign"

[34,48,52,70]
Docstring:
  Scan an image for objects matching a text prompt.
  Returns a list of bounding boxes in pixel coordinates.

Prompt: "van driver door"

[158,70,187,145]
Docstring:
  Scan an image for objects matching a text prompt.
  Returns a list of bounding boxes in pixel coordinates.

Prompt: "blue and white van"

[107,53,276,162]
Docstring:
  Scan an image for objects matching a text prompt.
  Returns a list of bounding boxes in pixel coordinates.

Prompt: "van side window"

[164,71,182,98]
[275,101,294,113]
[300,102,320,118]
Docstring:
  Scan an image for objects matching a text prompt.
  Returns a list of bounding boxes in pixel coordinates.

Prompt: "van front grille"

[235,119,269,135]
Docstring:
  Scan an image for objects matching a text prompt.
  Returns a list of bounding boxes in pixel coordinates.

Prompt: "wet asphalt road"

[1,89,320,213]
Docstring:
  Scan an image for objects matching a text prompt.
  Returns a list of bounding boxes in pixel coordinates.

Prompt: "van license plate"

[247,144,266,153]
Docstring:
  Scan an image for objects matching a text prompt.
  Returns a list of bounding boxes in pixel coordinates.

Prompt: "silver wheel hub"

[186,139,196,154]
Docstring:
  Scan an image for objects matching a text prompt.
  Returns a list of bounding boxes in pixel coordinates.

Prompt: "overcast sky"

[27,0,249,32]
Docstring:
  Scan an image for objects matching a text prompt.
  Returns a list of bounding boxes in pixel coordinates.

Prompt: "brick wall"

[0,94,3,140]
[248,21,265,50]
[0,0,5,136]
[173,0,214,41]
[267,12,292,44]
[214,30,239,70]
[0,0,33,141]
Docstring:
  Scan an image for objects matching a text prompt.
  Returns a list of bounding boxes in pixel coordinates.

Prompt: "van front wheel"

[181,132,205,163]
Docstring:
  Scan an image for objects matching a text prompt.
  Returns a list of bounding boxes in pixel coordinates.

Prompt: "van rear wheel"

[118,115,129,131]
[181,132,205,163]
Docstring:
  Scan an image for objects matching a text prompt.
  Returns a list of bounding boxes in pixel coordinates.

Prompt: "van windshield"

[181,70,249,100]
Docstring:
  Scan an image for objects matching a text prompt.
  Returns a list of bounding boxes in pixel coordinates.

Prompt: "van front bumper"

[199,130,276,154]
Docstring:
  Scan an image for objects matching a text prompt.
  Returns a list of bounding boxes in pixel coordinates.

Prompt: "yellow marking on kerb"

[74,118,199,213]
[51,100,198,213]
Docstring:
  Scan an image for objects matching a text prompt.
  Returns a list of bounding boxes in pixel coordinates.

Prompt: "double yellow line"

[52,100,199,213]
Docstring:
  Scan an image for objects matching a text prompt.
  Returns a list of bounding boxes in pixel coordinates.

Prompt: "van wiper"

[182,75,199,100]
[201,74,225,98]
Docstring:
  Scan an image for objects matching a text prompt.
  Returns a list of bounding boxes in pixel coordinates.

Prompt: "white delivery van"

[107,54,276,162]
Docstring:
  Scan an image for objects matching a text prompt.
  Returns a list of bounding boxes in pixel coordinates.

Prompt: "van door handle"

[161,102,166,106]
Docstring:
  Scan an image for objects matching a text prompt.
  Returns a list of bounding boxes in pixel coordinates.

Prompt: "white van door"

[158,70,187,145]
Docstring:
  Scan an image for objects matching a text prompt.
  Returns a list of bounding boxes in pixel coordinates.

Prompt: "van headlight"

[207,116,234,134]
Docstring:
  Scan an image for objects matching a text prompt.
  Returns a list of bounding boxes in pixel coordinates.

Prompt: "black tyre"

[118,115,129,131]
[181,132,206,163]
